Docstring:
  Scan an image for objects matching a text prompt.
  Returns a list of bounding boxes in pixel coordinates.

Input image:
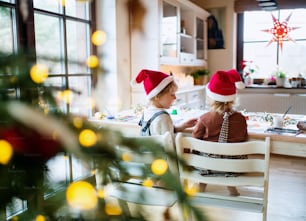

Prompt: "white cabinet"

[160,0,209,66]
[237,89,306,114]
[172,86,205,109]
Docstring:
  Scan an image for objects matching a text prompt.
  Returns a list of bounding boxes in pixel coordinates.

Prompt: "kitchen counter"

[241,86,306,94]
[91,110,306,158]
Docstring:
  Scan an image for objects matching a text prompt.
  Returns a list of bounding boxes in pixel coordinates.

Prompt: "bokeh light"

[86,55,99,68]
[66,181,98,210]
[122,152,132,162]
[57,89,73,104]
[151,159,168,175]
[0,140,13,165]
[92,30,107,46]
[73,117,83,129]
[30,64,49,83]
[184,184,198,196]
[79,129,97,147]
[97,189,106,198]
[142,178,154,187]
[35,215,46,221]
[105,202,122,215]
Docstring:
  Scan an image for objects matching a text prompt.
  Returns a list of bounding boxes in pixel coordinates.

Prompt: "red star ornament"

[261,13,300,50]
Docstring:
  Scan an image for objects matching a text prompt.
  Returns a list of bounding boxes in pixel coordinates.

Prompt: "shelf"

[179,33,193,38]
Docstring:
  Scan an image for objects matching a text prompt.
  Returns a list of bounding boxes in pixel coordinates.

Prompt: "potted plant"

[274,70,286,87]
[190,69,210,85]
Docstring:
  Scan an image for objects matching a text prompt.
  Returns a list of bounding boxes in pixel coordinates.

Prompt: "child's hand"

[184,118,198,128]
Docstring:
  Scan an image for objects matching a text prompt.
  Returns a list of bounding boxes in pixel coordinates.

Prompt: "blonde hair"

[206,96,239,115]
[152,81,178,100]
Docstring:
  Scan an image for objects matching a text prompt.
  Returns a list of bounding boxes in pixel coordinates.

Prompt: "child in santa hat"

[192,69,248,196]
[132,69,198,138]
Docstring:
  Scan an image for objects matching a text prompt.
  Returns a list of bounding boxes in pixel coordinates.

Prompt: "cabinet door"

[195,17,205,62]
[160,0,179,64]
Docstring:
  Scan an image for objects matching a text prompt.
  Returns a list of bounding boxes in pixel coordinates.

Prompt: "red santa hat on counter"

[206,69,245,102]
[131,69,174,99]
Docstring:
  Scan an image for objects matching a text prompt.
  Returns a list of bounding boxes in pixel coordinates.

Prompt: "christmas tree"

[0,29,206,221]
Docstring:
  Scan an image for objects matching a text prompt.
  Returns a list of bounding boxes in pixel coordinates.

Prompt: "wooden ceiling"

[234,0,306,13]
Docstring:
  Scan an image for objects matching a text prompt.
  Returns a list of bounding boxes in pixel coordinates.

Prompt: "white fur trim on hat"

[206,85,237,102]
[147,76,174,99]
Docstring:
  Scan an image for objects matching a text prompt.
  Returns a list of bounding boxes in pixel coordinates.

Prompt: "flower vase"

[244,76,252,86]
[276,77,285,87]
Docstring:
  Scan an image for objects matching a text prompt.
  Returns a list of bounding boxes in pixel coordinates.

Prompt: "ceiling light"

[261,6,278,11]
[258,2,277,7]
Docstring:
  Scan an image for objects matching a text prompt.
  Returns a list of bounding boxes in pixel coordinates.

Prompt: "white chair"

[175,133,271,221]
[107,132,179,219]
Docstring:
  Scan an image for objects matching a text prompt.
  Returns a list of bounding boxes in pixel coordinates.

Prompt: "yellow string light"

[35,215,46,221]
[11,216,18,221]
[151,159,168,175]
[73,117,83,129]
[79,129,97,147]
[66,181,98,210]
[86,55,99,68]
[97,189,106,198]
[0,140,13,165]
[92,30,107,46]
[105,202,122,215]
[142,178,154,187]
[122,152,132,162]
[184,184,198,196]
[57,89,73,104]
[30,64,49,84]
[59,0,66,6]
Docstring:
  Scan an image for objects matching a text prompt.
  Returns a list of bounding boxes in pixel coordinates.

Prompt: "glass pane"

[6,198,26,218]
[44,76,67,113]
[196,17,204,59]
[33,0,61,14]
[34,13,63,75]
[45,153,69,192]
[72,156,91,181]
[0,6,14,54]
[279,9,306,40]
[66,20,90,74]
[243,42,277,78]
[279,41,306,77]
[0,0,15,3]
[244,11,273,42]
[65,0,89,19]
[161,1,178,58]
[68,76,91,116]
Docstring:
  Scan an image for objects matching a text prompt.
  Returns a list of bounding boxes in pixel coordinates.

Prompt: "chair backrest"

[109,131,178,209]
[175,133,271,221]
[113,131,178,179]
[175,133,270,177]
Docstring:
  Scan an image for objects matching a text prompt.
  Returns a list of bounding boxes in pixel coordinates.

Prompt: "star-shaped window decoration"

[261,13,300,51]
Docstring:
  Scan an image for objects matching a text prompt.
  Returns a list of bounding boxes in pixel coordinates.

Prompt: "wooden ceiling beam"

[234,0,306,13]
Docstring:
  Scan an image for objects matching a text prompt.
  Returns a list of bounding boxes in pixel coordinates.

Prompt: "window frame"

[0,0,97,218]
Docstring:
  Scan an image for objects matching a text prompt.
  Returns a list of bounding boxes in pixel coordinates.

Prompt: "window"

[0,0,96,218]
[239,9,306,78]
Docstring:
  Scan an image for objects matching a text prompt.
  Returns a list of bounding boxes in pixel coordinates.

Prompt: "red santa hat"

[131,69,174,99]
[206,69,245,102]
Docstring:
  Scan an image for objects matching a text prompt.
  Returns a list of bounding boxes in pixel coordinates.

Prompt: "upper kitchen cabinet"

[160,0,180,64]
[160,0,210,66]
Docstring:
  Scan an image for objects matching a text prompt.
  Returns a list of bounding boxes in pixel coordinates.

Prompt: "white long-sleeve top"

[141,107,174,137]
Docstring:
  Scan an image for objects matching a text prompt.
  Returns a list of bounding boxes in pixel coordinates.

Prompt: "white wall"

[94,0,131,113]
[191,0,237,75]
